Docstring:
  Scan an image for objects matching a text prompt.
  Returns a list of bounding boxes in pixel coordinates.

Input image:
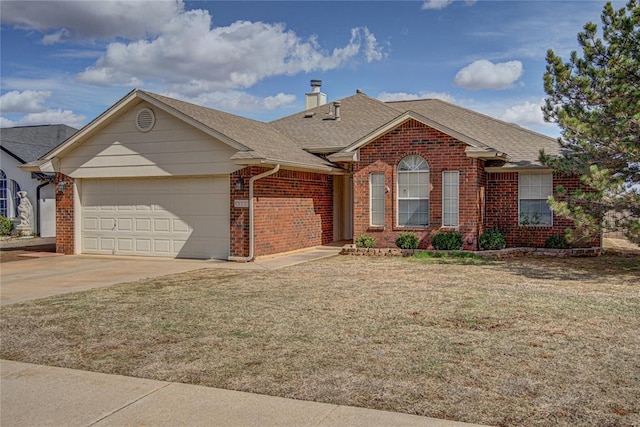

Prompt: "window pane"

[0,170,7,218]
[519,173,553,226]
[519,200,552,225]
[370,173,385,227]
[399,199,428,226]
[443,171,459,227]
[397,156,429,226]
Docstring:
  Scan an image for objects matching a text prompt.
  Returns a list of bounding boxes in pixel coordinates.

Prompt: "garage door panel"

[99,218,115,231]
[117,218,133,231]
[84,237,98,250]
[117,238,134,251]
[81,177,229,259]
[84,218,99,231]
[100,239,115,251]
[153,218,171,232]
[135,239,151,253]
[154,240,172,253]
[135,218,151,232]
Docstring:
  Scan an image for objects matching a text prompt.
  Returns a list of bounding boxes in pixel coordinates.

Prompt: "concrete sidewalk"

[1,360,483,427]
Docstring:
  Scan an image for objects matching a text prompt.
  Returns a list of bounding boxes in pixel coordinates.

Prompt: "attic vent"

[135,108,155,132]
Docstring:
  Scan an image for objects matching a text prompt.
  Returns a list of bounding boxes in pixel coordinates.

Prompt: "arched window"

[10,180,21,217]
[397,155,429,226]
[0,170,7,218]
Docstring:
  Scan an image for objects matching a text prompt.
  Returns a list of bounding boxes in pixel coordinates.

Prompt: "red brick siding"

[353,119,482,250]
[229,167,333,258]
[485,172,600,247]
[55,173,74,254]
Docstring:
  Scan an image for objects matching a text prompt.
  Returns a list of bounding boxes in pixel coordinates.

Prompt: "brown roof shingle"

[272,92,561,167]
[142,91,335,170]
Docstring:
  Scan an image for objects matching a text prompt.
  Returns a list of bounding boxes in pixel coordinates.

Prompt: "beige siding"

[60,102,242,178]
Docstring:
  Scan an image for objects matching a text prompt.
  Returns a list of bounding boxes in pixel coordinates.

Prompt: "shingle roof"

[141,91,334,170]
[271,93,402,151]
[386,99,562,167]
[272,92,561,168]
[0,124,77,163]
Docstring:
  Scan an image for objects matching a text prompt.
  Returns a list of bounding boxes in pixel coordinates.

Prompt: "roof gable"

[272,93,561,167]
[43,89,335,172]
[385,99,561,167]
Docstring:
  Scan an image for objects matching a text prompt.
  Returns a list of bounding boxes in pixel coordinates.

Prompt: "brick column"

[55,173,75,254]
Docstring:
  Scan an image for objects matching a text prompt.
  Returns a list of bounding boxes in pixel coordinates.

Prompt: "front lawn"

[1,255,638,426]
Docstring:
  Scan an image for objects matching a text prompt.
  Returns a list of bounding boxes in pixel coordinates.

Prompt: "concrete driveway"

[0,247,342,305]
[0,255,216,305]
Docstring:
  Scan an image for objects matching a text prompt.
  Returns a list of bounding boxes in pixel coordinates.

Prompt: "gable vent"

[135,108,155,132]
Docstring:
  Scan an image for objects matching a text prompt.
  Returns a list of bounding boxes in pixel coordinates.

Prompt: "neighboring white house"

[0,125,77,236]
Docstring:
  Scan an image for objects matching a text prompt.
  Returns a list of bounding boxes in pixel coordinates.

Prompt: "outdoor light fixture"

[234,177,245,191]
[56,181,67,193]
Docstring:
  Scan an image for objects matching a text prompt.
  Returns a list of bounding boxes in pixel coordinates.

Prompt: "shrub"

[545,233,569,249]
[355,235,376,248]
[479,227,506,250]
[395,232,419,249]
[0,216,13,236]
[430,231,463,250]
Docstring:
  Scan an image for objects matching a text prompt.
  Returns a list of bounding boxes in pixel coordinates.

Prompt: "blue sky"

[0,1,616,136]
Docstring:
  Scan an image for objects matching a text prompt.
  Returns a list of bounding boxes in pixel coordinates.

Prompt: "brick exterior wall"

[351,119,600,250]
[230,167,333,258]
[486,172,600,248]
[353,119,483,250]
[55,173,74,254]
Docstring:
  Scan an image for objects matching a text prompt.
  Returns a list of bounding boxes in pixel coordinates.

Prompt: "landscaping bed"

[340,245,603,258]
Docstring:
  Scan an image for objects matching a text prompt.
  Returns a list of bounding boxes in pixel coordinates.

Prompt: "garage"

[81,176,229,259]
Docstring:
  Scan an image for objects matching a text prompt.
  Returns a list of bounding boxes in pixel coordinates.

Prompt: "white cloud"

[0,90,86,128]
[453,59,523,90]
[422,0,454,10]
[0,117,17,127]
[12,110,86,128]
[164,90,296,113]
[501,99,554,127]
[0,90,52,113]
[377,91,456,103]
[76,10,384,96]
[421,0,476,10]
[363,28,385,62]
[0,0,183,43]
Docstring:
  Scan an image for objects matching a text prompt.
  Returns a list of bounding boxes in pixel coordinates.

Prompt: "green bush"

[355,235,376,248]
[0,216,13,236]
[545,233,569,249]
[395,232,419,249]
[430,231,463,250]
[479,227,506,250]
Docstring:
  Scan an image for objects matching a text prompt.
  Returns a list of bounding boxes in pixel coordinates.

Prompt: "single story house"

[1,124,77,236]
[23,81,599,259]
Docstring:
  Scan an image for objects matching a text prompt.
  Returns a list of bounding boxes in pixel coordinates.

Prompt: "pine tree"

[541,0,640,244]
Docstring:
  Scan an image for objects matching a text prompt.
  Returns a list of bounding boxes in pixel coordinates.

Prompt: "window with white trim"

[0,170,7,218]
[370,173,385,227]
[519,173,553,226]
[397,155,429,226]
[442,171,459,227]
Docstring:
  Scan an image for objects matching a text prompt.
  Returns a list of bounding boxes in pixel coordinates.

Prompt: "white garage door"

[81,177,229,259]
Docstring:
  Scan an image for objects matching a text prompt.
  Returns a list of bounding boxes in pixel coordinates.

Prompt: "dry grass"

[1,254,639,426]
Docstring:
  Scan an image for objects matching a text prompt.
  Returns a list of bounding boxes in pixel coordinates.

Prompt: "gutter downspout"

[36,176,54,236]
[228,164,280,262]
